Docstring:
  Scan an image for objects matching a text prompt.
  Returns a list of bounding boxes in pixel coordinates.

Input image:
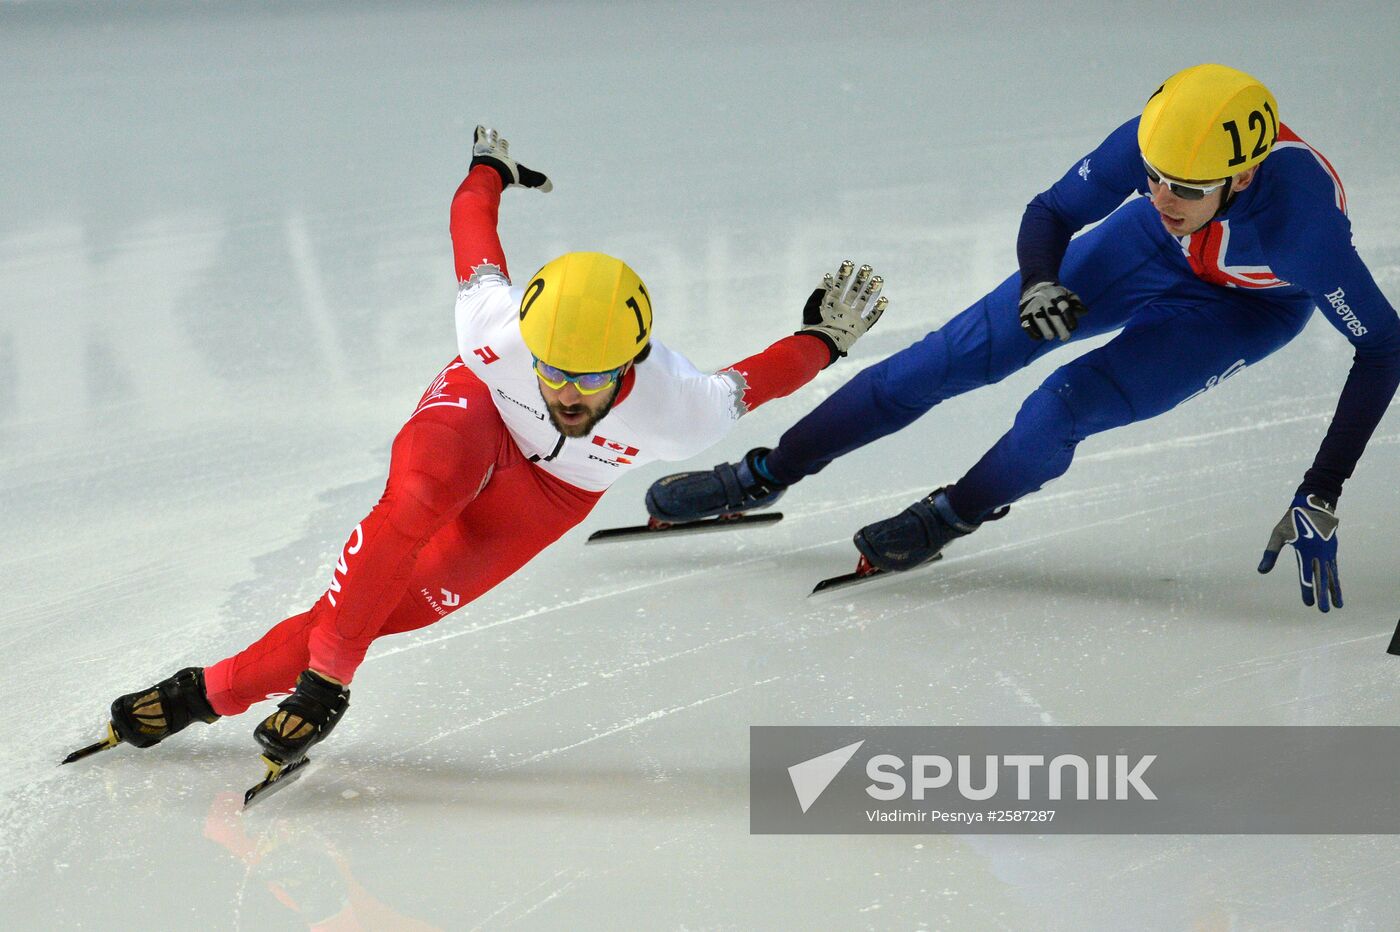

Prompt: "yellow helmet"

[1138,63,1279,182]
[518,252,652,373]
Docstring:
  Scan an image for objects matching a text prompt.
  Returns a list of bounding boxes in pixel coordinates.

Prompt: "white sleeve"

[639,343,747,462]
[454,274,521,362]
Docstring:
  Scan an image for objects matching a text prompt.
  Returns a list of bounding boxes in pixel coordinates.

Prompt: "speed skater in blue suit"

[646,63,1400,613]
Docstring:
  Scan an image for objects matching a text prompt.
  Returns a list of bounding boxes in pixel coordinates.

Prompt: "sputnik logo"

[788,740,864,813]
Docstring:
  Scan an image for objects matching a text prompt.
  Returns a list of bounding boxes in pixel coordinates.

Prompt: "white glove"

[800,260,889,364]
[1018,280,1086,342]
[470,125,552,192]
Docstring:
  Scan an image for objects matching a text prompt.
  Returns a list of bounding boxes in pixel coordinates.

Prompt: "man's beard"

[540,382,621,439]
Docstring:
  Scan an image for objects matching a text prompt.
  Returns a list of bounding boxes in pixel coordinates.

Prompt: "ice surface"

[3,1,1400,928]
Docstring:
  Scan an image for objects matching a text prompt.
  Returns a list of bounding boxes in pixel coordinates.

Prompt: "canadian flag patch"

[592,435,639,458]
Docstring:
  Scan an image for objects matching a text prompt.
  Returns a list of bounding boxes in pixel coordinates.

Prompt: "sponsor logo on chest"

[494,387,546,420]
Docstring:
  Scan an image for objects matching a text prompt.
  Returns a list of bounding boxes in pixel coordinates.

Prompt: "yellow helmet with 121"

[1138,63,1279,182]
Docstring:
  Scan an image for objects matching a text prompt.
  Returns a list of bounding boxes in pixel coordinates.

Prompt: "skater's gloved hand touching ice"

[800,260,889,365]
[470,125,552,192]
[1257,493,1342,613]
[1018,280,1087,342]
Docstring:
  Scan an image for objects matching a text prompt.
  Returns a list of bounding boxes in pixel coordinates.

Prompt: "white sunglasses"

[1141,157,1228,201]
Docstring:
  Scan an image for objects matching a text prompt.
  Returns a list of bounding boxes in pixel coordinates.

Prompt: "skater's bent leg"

[207,435,597,717]
[946,360,1134,520]
[945,298,1310,521]
[204,611,315,717]
[201,362,508,714]
[766,200,1207,488]
[763,338,946,485]
[304,411,500,683]
[377,459,603,637]
[244,457,603,687]
[204,595,380,718]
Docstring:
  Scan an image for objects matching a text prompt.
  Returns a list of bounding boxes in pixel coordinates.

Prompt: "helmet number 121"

[1222,102,1278,167]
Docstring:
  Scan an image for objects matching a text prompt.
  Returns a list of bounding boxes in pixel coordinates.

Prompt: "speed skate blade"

[809,553,943,597]
[61,724,121,765]
[586,511,783,543]
[243,755,311,808]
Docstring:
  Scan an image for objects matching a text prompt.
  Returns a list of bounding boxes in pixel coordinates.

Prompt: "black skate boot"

[254,670,350,766]
[63,667,220,764]
[646,447,786,523]
[245,670,350,805]
[854,488,1007,572]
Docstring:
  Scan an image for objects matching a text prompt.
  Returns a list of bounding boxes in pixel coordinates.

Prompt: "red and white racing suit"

[203,165,831,714]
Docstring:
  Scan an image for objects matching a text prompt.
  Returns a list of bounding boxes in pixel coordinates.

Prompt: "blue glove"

[1257,493,1342,613]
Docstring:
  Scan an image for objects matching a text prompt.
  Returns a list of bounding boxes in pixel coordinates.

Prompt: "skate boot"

[245,670,350,806]
[854,488,1007,572]
[64,667,220,764]
[646,447,786,523]
[110,666,220,748]
[253,670,350,768]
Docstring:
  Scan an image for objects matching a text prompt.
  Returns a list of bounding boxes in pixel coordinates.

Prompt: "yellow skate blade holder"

[243,753,312,808]
[60,723,121,765]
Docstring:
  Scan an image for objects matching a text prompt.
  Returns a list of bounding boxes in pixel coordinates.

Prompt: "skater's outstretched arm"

[1260,182,1400,506]
[450,167,508,282]
[1255,156,1400,613]
[717,260,889,414]
[631,261,889,472]
[449,125,552,283]
[641,264,888,520]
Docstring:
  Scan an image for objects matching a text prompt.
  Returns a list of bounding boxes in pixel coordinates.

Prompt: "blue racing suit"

[763,118,1400,521]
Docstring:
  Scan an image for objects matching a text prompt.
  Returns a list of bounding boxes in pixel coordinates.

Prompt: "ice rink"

[4,1,1400,928]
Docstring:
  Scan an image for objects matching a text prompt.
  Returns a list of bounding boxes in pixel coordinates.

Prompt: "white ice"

[3,1,1400,928]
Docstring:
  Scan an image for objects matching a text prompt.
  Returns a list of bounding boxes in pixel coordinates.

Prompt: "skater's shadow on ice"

[303,762,749,815]
[92,740,750,815]
[918,555,1298,625]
